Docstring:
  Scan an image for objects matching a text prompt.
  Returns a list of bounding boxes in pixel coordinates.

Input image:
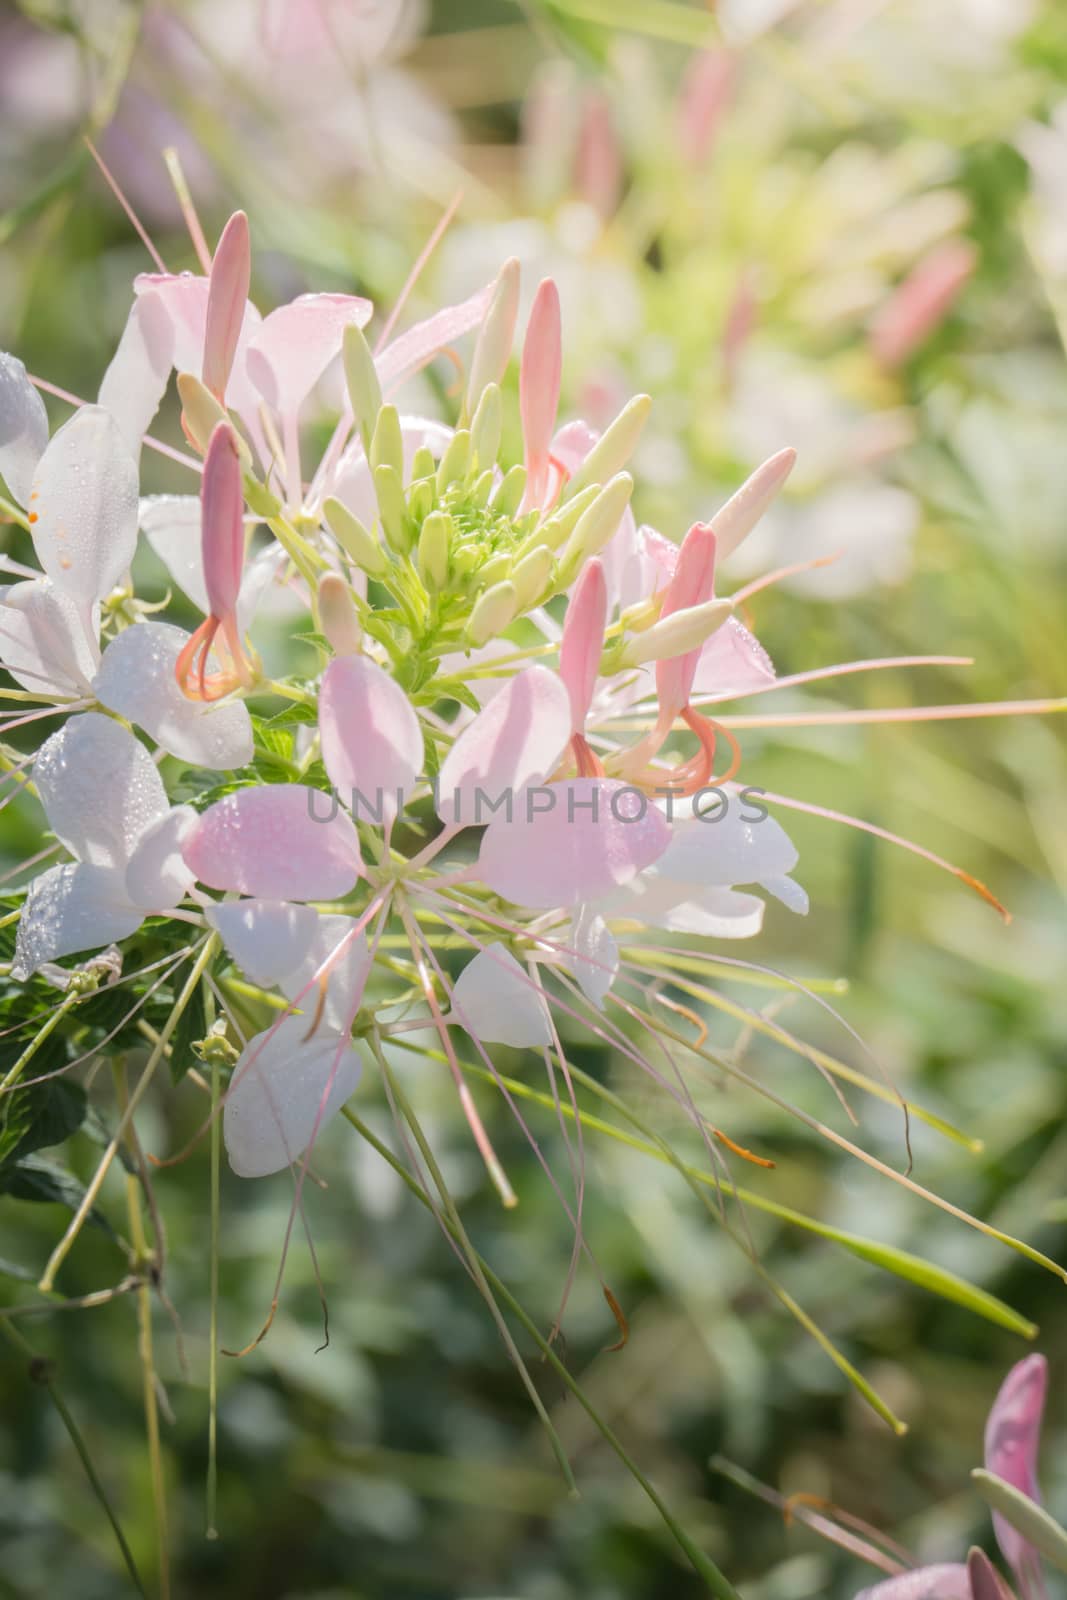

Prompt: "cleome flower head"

[2,203,1063,1438]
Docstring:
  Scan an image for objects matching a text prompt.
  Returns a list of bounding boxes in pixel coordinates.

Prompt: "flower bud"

[469,383,502,474]
[436,429,470,491]
[510,543,554,609]
[342,322,382,453]
[710,448,796,561]
[203,211,250,402]
[467,580,517,647]
[558,473,633,579]
[564,394,651,501]
[617,598,732,668]
[492,464,527,517]
[177,372,251,466]
[411,444,437,483]
[317,573,362,655]
[370,403,404,479]
[324,496,388,577]
[417,511,452,592]
[373,464,408,552]
[466,258,519,418]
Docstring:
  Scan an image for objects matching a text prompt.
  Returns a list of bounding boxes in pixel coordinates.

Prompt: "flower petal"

[436,666,571,825]
[319,655,423,825]
[28,405,139,606]
[97,290,174,459]
[853,1568,972,1600]
[206,899,319,987]
[559,558,607,733]
[452,945,552,1047]
[278,914,371,1033]
[223,1014,362,1179]
[985,1354,1049,1586]
[183,785,362,900]
[246,293,373,414]
[33,712,169,869]
[0,577,99,697]
[0,351,49,506]
[375,281,494,396]
[140,495,210,612]
[569,909,618,1007]
[654,803,801,892]
[124,805,198,912]
[690,616,776,699]
[11,862,143,980]
[478,779,670,908]
[94,622,254,769]
[600,873,766,938]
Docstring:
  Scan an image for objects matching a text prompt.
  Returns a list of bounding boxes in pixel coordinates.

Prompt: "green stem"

[0,1318,148,1598]
[343,1100,743,1598]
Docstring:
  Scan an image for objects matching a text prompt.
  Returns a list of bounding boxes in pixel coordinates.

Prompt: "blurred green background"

[1,1,1066,1596]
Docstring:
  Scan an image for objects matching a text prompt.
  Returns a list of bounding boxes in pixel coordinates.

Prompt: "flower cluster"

[0,204,1052,1215]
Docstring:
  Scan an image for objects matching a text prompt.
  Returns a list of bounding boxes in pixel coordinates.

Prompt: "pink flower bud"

[201,421,245,621]
[203,210,251,401]
[656,521,717,719]
[870,238,977,369]
[521,278,562,509]
[560,557,608,734]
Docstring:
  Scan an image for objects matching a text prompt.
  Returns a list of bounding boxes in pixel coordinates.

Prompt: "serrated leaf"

[0,1156,120,1242]
[971,1471,1067,1575]
[0,1078,85,1169]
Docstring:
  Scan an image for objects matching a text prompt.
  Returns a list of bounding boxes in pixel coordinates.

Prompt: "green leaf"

[0,1156,120,1242]
[539,0,716,46]
[971,1471,1067,1575]
[0,1079,86,1170]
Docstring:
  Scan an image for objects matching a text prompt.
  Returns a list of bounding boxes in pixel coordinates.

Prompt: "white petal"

[278,914,371,1034]
[94,622,254,769]
[223,1014,362,1179]
[140,495,210,613]
[654,804,801,891]
[0,578,99,697]
[0,351,49,506]
[33,711,169,868]
[206,899,319,988]
[763,874,809,915]
[97,291,174,460]
[11,862,143,979]
[451,945,552,1048]
[569,910,618,1008]
[599,872,767,938]
[125,806,197,911]
[28,405,139,605]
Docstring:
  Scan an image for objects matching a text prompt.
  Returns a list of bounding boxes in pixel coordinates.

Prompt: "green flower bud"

[324,497,388,578]
[491,464,527,518]
[370,403,404,479]
[564,395,651,501]
[417,511,452,592]
[436,430,471,491]
[469,383,502,475]
[467,580,518,647]
[616,599,733,668]
[373,464,409,552]
[510,544,554,609]
[342,323,382,453]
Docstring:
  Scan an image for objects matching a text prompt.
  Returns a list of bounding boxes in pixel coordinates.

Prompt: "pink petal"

[520,278,562,506]
[319,655,424,826]
[183,785,362,900]
[985,1354,1049,1584]
[690,615,776,698]
[0,350,50,506]
[966,1549,1015,1600]
[97,290,174,459]
[676,49,737,166]
[436,666,571,826]
[246,293,373,414]
[201,422,245,619]
[853,1568,972,1600]
[376,281,494,397]
[203,211,251,400]
[559,558,607,733]
[711,447,796,561]
[478,779,670,908]
[28,405,139,607]
[224,1014,361,1179]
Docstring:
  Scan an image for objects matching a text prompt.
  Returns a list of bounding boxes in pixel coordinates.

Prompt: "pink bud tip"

[677,50,737,166]
[870,238,977,369]
[521,278,562,508]
[560,557,608,734]
[656,522,717,718]
[203,210,251,401]
[201,421,245,621]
